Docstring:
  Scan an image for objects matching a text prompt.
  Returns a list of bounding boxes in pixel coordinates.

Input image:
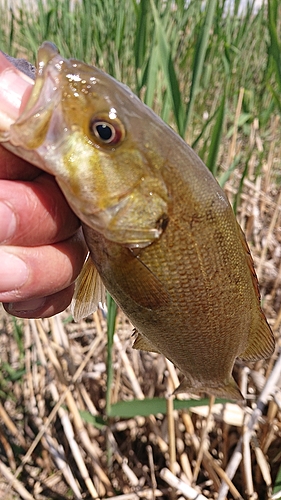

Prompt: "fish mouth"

[0,45,78,175]
[0,43,90,176]
[6,43,65,151]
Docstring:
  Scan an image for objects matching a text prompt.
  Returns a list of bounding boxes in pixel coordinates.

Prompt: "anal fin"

[132,329,161,354]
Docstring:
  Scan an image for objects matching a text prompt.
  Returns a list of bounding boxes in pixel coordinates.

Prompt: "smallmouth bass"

[0,43,275,399]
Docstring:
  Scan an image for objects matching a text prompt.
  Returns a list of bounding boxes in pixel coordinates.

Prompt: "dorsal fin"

[236,222,275,361]
[237,221,261,300]
[239,311,275,361]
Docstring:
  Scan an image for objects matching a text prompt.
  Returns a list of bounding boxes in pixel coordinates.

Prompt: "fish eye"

[91,121,116,143]
[89,116,125,145]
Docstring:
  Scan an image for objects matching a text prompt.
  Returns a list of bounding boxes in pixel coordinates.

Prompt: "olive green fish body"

[82,134,273,399]
[0,43,275,399]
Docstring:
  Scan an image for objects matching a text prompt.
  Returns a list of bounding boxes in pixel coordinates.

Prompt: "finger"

[3,284,75,319]
[0,145,40,180]
[0,228,87,302]
[0,173,80,245]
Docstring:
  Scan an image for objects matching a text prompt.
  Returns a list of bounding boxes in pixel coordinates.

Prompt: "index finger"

[0,145,40,180]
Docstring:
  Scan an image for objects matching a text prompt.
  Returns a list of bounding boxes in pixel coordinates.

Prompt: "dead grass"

[0,124,281,500]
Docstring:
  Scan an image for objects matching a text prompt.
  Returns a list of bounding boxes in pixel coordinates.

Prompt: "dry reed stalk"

[272,492,281,500]
[160,467,208,499]
[179,453,193,484]
[217,350,281,500]
[106,428,139,487]
[251,437,272,491]
[0,460,34,500]
[146,444,157,497]
[242,414,255,498]
[0,431,16,472]
[114,332,145,399]
[263,115,280,197]
[0,403,26,449]
[165,359,180,391]
[192,395,215,483]
[166,395,176,474]
[203,450,242,498]
[35,319,102,499]
[103,491,164,499]
[256,189,281,278]
[44,434,82,498]
[226,87,245,170]
[1,314,112,499]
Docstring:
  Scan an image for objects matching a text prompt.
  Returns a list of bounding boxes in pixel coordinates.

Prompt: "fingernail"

[0,202,16,243]
[0,62,33,122]
[7,297,46,314]
[0,251,29,292]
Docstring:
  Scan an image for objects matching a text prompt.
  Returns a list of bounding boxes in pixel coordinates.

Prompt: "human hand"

[0,145,87,318]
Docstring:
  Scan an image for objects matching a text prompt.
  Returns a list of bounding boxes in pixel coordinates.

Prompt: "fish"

[0,42,275,400]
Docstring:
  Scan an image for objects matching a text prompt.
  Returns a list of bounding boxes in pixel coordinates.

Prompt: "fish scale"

[0,42,275,399]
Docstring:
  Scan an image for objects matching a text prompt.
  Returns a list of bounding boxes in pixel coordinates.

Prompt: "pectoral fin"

[111,251,172,310]
[82,226,172,311]
[71,254,106,321]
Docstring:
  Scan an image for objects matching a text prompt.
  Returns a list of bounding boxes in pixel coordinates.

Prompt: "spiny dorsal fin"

[71,254,106,321]
[132,329,160,353]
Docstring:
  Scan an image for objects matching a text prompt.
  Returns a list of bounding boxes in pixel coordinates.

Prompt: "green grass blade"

[109,397,227,418]
[149,0,185,136]
[268,0,281,94]
[144,43,159,108]
[206,88,226,175]
[134,0,150,74]
[273,462,281,494]
[105,293,117,416]
[267,82,281,113]
[218,154,241,189]
[184,0,218,133]
[79,411,107,430]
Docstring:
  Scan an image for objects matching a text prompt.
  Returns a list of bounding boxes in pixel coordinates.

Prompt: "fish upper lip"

[17,53,62,120]
[4,56,65,151]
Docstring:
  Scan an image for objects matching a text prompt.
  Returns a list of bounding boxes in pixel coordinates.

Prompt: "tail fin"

[174,376,244,402]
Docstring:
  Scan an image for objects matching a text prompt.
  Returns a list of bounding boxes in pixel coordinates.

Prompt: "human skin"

[0,145,87,318]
